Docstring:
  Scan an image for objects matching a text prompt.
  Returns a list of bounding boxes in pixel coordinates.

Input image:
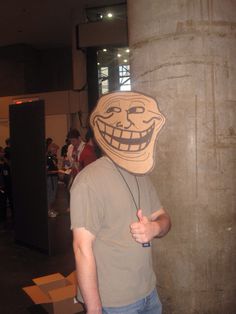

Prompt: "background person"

[0,147,8,227]
[4,138,11,163]
[2,141,13,222]
[46,142,59,218]
[78,128,98,171]
[66,128,85,188]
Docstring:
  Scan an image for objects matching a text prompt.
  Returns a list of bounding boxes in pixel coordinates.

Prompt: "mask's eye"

[128,106,145,114]
[106,106,121,113]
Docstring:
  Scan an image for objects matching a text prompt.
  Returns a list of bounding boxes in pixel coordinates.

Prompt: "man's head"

[67,129,81,148]
[90,91,165,174]
[0,146,4,158]
[5,138,10,146]
[48,143,59,155]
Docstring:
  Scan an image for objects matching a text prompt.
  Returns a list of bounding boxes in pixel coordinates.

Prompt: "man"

[66,128,85,189]
[67,129,85,171]
[46,142,60,218]
[70,91,171,314]
[0,146,8,226]
[78,128,98,171]
[4,138,11,163]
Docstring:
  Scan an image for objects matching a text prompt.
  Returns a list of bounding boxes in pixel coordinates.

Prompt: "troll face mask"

[90,91,165,174]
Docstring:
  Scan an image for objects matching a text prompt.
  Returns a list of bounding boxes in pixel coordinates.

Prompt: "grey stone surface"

[128,0,236,313]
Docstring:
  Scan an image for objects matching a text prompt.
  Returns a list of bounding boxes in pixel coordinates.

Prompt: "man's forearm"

[150,212,171,238]
[74,247,102,313]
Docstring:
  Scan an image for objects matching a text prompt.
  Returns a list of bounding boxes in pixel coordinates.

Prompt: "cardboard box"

[23,272,84,314]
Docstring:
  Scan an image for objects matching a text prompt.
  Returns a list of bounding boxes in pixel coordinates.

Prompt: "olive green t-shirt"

[70,156,162,307]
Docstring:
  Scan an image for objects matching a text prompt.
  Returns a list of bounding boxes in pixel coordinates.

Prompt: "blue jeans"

[47,176,58,207]
[102,289,162,314]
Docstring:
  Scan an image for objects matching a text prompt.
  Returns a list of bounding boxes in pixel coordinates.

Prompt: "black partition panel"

[9,101,49,252]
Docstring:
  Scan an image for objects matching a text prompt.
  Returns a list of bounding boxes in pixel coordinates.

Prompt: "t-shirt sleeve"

[70,178,104,236]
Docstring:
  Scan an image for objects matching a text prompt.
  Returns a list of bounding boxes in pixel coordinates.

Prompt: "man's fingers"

[130,222,140,229]
[136,209,149,224]
[132,233,148,244]
[132,233,142,243]
[136,209,143,222]
[130,223,145,234]
[131,229,144,236]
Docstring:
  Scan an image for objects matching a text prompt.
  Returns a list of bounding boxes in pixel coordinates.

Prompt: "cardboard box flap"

[39,278,68,297]
[48,284,77,302]
[23,285,51,304]
[66,271,77,285]
[33,273,64,285]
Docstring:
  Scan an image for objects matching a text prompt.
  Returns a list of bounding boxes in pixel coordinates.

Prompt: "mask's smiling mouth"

[96,119,155,152]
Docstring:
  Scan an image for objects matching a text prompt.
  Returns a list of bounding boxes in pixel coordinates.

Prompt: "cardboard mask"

[90,91,165,174]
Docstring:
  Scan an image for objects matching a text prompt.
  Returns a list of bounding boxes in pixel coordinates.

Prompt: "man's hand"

[130,208,171,243]
[130,209,158,244]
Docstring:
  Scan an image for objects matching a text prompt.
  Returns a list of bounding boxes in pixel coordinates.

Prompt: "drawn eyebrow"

[106,106,121,113]
[104,101,120,111]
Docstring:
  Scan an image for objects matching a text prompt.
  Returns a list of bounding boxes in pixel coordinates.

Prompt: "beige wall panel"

[45,114,69,152]
[0,90,85,119]
[0,120,9,147]
[0,91,87,150]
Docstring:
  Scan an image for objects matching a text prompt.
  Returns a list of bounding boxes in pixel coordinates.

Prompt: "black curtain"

[9,100,49,252]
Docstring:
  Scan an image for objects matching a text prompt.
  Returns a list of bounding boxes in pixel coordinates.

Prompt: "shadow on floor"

[0,218,78,314]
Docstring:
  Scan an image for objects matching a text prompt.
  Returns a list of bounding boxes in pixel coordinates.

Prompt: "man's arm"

[72,227,102,314]
[130,208,171,244]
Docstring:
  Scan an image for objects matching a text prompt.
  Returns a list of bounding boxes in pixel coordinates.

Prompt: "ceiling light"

[123,59,128,63]
[117,53,122,58]
[103,49,107,52]
[97,62,100,66]
[126,49,130,53]
[107,12,113,18]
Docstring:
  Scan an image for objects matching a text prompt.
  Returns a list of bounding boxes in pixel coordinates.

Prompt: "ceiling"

[0,0,125,49]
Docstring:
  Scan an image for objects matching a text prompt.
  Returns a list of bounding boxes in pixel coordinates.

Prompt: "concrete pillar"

[127,1,236,313]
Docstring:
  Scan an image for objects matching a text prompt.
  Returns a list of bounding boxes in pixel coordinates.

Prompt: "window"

[119,65,131,91]
[98,66,109,95]
[97,47,131,95]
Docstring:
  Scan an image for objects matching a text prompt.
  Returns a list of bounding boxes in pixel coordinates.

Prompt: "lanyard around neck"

[112,162,140,211]
[111,160,151,248]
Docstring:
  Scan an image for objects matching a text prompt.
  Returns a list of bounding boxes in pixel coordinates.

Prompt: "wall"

[45,114,69,151]
[0,45,27,96]
[0,90,87,148]
[0,119,9,148]
[0,44,73,97]
[37,47,73,93]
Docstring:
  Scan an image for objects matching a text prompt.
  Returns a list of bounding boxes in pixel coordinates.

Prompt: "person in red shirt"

[78,128,99,171]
